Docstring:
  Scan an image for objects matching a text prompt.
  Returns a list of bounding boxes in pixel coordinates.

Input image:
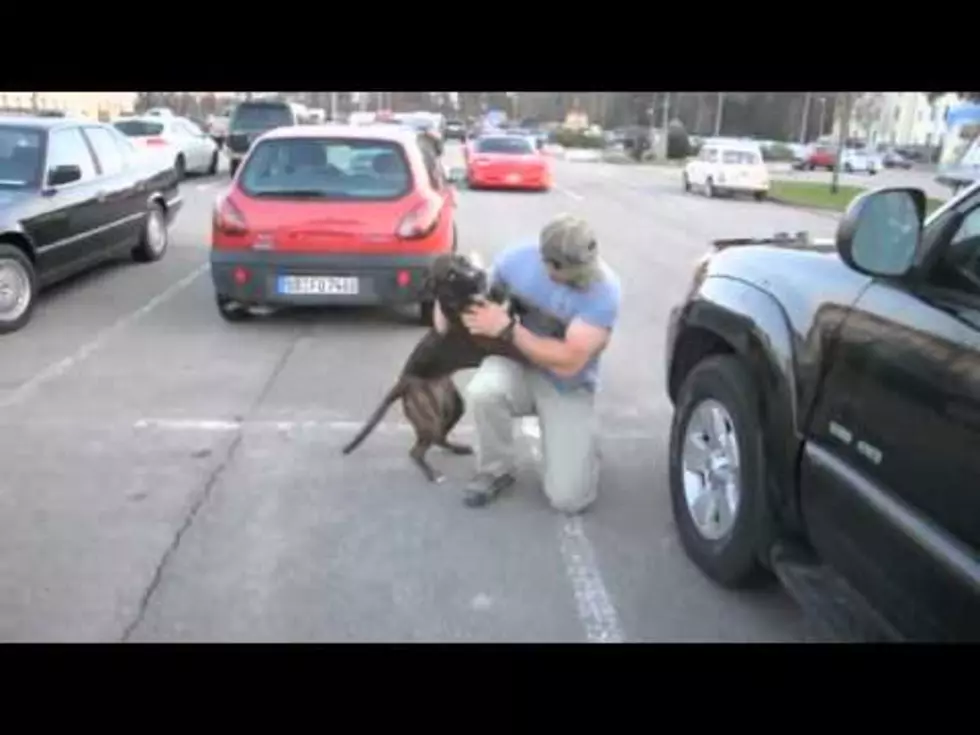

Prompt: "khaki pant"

[464,356,601,514]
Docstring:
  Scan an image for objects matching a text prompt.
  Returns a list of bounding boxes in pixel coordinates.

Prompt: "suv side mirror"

[46,164,82,187]
[835,186,926,278]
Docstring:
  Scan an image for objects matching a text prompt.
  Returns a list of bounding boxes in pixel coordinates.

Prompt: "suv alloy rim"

[0,258,31,322]
[681,398,742,540]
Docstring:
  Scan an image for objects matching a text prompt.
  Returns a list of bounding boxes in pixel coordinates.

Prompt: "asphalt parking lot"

[0,143,846,642]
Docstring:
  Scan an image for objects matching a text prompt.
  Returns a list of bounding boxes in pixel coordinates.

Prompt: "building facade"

[835,92,962,148]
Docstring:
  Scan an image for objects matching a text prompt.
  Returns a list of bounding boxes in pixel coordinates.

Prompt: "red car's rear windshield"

[476,136,533,155]
[237,137,413,201]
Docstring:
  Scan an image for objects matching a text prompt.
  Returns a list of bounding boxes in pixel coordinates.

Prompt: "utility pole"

[831,92,853,194]
[714,92,725,135]
[799,92,812,143]
[330,91,338,121]
[660,92,671,159]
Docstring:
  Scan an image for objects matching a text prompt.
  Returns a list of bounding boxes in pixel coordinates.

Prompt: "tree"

[850,92,886,136]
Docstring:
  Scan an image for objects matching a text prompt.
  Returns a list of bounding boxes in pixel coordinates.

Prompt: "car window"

[476,136,533,155]
[0,125,44,189]
[107,126,138,156]
[417,140,442,190]
[83,126,126,176]
[238,137,412,200]
[46,127,98,184]
[722,150,761,164]
[942,206,980,295]
[114,119,165,137]
[702,147,718,162]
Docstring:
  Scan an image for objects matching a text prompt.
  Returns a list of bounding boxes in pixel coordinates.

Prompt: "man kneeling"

[432,214,622,514]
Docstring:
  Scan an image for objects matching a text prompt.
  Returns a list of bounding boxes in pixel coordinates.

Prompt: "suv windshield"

[238,137,413,200]
[114,119,165,137]
[477,136,533,154]
[0,125,43,189]
[232,103,293,131]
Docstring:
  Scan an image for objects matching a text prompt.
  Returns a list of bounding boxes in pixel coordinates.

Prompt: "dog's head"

[425,252,488,316]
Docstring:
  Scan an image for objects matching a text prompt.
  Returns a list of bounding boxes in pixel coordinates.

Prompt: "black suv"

[665,184,980,642]
[226,100,297,176]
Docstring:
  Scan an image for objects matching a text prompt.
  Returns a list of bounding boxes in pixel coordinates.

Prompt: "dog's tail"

[341,378,407,455]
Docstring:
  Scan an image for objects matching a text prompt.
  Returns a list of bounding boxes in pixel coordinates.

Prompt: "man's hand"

[462,298,512,338]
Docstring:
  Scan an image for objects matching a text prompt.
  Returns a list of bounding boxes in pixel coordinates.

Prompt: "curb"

[766,196,842,219]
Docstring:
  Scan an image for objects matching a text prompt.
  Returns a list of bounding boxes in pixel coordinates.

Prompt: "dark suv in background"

[225,100,297,176]
[665,184,980,642]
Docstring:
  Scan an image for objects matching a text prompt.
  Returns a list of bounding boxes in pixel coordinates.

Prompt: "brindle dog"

[341,253,527,483]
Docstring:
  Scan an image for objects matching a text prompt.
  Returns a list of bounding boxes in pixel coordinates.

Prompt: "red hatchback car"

[465,134,551,191]
[210,124,457,324]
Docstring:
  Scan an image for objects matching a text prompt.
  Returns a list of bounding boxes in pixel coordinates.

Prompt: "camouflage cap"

[539,214,601,288]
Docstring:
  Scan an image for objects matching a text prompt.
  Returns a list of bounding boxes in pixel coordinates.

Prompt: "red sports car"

[465,134,551,191]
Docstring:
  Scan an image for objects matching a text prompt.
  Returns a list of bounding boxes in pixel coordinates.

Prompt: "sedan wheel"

[0,245,37,334]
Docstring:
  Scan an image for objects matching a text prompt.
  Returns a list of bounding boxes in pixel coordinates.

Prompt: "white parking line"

[555,184,584,201]
[519,416,626,643]
[126,416,655,442]
[0,265,208,411]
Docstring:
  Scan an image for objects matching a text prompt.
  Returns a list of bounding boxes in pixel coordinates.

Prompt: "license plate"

[506,173,521,183]
[278,275,359,295]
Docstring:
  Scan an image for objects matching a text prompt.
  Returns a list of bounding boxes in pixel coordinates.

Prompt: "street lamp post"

[831,92,853,195]
[799,92,812,143]
[714,92,725,135]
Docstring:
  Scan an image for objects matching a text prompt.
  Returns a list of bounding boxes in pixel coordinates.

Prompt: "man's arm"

[510,284,619,378]
[510,319,610,378]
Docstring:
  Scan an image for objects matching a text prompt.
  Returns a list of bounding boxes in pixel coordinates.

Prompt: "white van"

[683,138,769,200]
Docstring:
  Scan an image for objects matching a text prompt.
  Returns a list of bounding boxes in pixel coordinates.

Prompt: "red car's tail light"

[213,194,249,236]
[234,266,250,285]
[396,195,442,240]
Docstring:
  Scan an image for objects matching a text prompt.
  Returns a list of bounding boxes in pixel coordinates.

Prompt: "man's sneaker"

[462,471,516,507]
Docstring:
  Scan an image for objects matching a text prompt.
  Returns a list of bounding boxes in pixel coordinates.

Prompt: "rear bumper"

[210,249,441,307]
[716,182,769,193]
[467,169,549,189]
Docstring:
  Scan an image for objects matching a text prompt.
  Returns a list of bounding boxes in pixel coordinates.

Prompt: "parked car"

[0,115,181,334]
[881,148,914,169]
[793,143,837,171]
[225,100,299,177]
[664,183,980,641]
[113,115,220,179]
[840,148,880,175]
[682,138,769,200]
[463,134,551,191]
[210,124,457,325]
[443,119,466,141]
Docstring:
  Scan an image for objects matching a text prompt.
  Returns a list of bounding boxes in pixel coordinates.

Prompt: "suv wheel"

[668,354,775,588]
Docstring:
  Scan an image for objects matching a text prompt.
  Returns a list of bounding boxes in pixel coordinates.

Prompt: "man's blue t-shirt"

[489,242,621,393]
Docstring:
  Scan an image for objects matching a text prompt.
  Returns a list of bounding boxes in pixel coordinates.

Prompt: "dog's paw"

[432,473,447,484]
[442,442,474,455]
